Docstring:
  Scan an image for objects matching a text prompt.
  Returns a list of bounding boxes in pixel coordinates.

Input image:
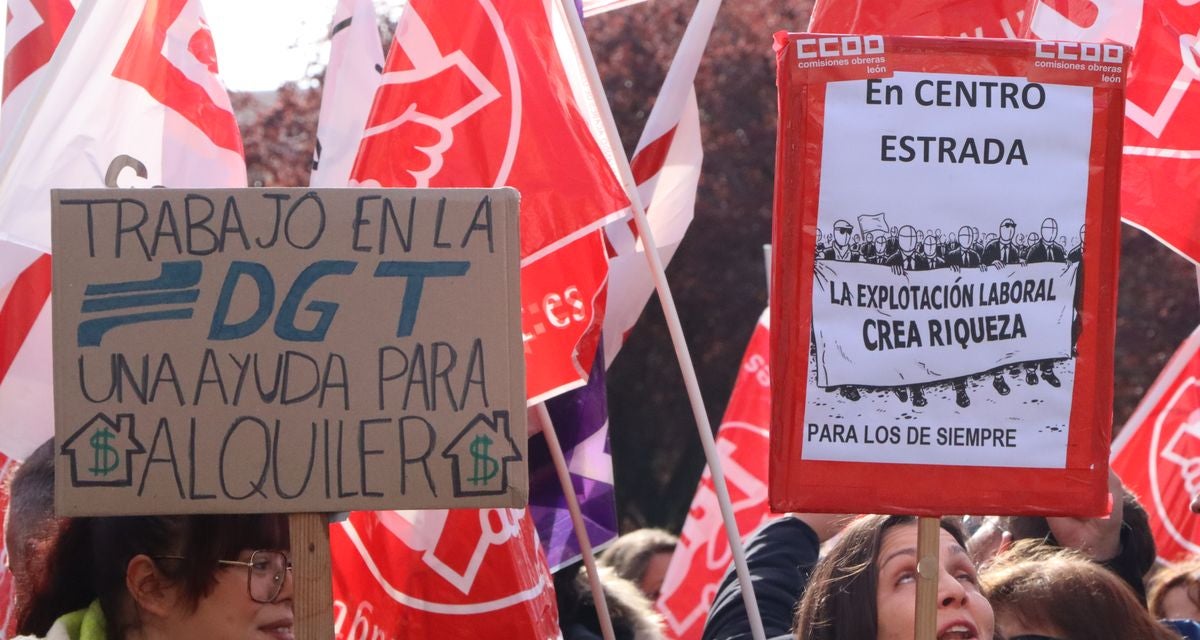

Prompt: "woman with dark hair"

[793,515,992,640]
[597,528,678,601]
[15,513,293,640]
[980,541,1177,640]
[703,514,992,640]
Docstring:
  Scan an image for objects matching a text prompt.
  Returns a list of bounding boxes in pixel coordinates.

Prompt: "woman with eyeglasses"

[979,541,1177,640]
[14,514,293,640]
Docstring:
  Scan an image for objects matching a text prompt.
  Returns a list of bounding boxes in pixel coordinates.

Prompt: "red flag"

[1025,0,1200,265]
[1112,326,1200,563]
[657,310,776,640]
[351,0,629,402]
[807,0,1027,37]
[0,0,246,458]
[330,509,559,639]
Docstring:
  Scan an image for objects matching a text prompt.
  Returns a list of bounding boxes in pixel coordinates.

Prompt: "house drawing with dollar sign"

[441,411,521,498]
[60,413,145,487]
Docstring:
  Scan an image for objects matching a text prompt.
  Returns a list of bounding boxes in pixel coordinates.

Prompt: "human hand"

[1046,470,1124,561]
[966,517,1012,566]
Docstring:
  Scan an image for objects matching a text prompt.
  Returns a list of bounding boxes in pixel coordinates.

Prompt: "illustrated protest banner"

[51,188,526,515]
[770,35,1125,516]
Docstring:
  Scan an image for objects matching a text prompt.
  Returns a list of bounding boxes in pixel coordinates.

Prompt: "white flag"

[582,0,652,17]
[0,0,245,458]
[602,0,714,366]
[309,0,384,187]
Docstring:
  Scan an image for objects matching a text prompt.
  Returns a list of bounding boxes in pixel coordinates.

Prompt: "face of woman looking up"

[874,524,994,640]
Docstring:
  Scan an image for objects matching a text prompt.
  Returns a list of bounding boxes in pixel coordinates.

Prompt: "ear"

[125,555,179,619]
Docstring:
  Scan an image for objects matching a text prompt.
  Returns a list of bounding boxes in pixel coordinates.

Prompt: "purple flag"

[528,344,618,571]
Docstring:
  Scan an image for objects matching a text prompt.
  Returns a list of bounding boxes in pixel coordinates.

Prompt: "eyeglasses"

[155,550,293,603]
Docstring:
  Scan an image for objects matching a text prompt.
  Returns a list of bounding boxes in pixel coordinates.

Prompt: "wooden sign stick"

[914,517,940,640]
[290,513,334,640]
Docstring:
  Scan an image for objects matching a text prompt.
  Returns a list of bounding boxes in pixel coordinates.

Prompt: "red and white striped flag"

[0,0,246,458]
[0,0,75,461]
[601,0,709,365]
[309,0,384,188]
[1025,0,1200,265]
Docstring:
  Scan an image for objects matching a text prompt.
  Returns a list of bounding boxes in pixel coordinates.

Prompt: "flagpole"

[536,402,617,640]
[554,3,768,639]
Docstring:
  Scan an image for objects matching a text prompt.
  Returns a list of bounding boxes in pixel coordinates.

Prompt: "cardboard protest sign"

[770,35,1125,516]
[51,188,526,515]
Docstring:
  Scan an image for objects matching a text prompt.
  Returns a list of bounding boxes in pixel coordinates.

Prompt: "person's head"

[1078,225,1085,246]
[1039,218,1058,242]
[922,237,938,257]
[5,438,64,631]
[897,226,918,254]
[1149,559,1200,621]
[597,528,678,602]
[999,218,1016,241]
[26,513,292,640]
[874,236,887,252]
[1015,233,1025,245]
[833,220,854,248]
[793,515,993,640]
[958,226,973,249]
[981,541,1177,640]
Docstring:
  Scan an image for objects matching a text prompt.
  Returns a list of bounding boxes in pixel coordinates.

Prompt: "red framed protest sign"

[769,34,1126,516]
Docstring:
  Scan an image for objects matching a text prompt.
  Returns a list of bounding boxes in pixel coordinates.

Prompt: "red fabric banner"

[808,0,1027,38]
[658,310,776,640]
[330,509,559,639]
[1112,327,1200,563]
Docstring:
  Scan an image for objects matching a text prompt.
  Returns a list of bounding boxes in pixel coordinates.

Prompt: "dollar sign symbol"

[468,434,499,486]
[89,427,119,477]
